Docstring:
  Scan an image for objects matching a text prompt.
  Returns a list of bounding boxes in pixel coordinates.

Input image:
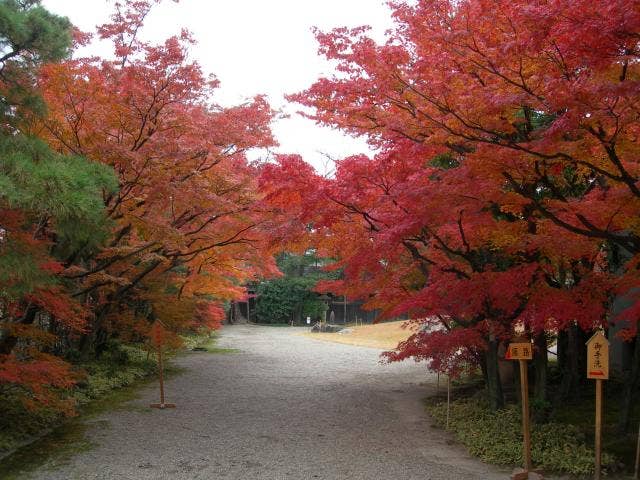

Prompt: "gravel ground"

[28,324,508,480]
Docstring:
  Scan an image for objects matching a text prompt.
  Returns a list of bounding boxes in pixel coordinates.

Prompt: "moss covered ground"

[0,332,226,478]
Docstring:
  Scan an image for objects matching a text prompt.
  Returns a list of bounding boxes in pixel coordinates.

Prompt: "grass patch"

[426,393,619,477]
[253,323,292,327]
[0,419,95,480]
[181,332,238,354]
[204,345,239,354]
[180,331,217,350]
[72,345,158,407]
[195,337,238,354]
[547,378,640,470]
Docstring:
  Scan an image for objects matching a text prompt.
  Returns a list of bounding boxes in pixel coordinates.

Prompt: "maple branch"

[436,315,452,331]
[534,161,568,202]
[113,259,163,299]
[172,207,205,229]
[401,239,435,278]
[585,125,640,197]
[184,208,249,236]
[66,241,158,279]
[117,3,154,68]
[72,280,114,298]
[503,171,640,252]
[110,223,132,247]
[460,34,547,104]
[457,212,471,254]
[427,226,474,267]
[326,195,384,232]
[392,74,637,196]
[171,223,258,258]
[440,265,471,280]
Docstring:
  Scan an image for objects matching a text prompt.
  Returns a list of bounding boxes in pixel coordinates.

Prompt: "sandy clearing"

[302,320,417,350]
[24,325,508,480]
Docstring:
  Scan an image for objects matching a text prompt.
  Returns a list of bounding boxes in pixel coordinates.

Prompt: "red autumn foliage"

[0,352,78,414]
[263,0,640,381]
[34,0,280,342]
[2,0,280,414]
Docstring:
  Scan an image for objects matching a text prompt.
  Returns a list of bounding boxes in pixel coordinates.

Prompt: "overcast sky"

[42,0,393,173]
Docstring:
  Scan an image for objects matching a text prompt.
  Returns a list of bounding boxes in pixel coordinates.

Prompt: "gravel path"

[28,325,508,479]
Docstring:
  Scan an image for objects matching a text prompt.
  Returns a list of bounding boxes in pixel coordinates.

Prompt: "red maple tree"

[263,0,640,410]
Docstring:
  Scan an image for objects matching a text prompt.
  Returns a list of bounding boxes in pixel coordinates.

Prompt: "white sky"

[42,0,393,173]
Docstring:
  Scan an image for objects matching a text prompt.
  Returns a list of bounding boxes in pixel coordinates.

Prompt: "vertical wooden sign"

[586,331,609,480]
[505,341,544,479]
[586,331,609,380]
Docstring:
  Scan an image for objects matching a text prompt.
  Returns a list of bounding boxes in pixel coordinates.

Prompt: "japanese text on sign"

[586,331,609,380]
[505,342,533,360]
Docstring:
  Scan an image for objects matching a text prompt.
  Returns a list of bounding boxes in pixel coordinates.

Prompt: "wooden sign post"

[149,321,176,410]
[586,331,609,480]
[634,422,640,480]
[506,341,543,480]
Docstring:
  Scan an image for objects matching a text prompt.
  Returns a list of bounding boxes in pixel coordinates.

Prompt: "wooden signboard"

[586,331,609,380]
[586,331,609,480]
[505,342,533,360]
[506,340,542,480]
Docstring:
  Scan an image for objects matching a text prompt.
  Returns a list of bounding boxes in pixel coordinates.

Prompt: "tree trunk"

[85,305,110,359]
[227,303,233,324]
[555,323,585,405]
[533,332,549,422]
[233,302,243,323]
[94,326,109,358]
[485,337,504,410]
[618,334,640,433]
[0,304,38,354]
[557,330,567,374]
[533,332,548,404]
[479,352,488,386]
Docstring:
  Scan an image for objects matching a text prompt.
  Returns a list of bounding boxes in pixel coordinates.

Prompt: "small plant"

[426,395,617,476]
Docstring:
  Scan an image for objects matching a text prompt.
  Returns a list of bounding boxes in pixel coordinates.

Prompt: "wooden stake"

[446,375,451,430]
[158,346,165,403]
[436,372,440,396]
[150,346,175,409]
[634,422,640,480]
[507,342,543,480]
[594,378,602,480]
[519,359,532,472]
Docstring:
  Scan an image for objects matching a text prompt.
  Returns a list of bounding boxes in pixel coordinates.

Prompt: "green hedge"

[426,396,616,476]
